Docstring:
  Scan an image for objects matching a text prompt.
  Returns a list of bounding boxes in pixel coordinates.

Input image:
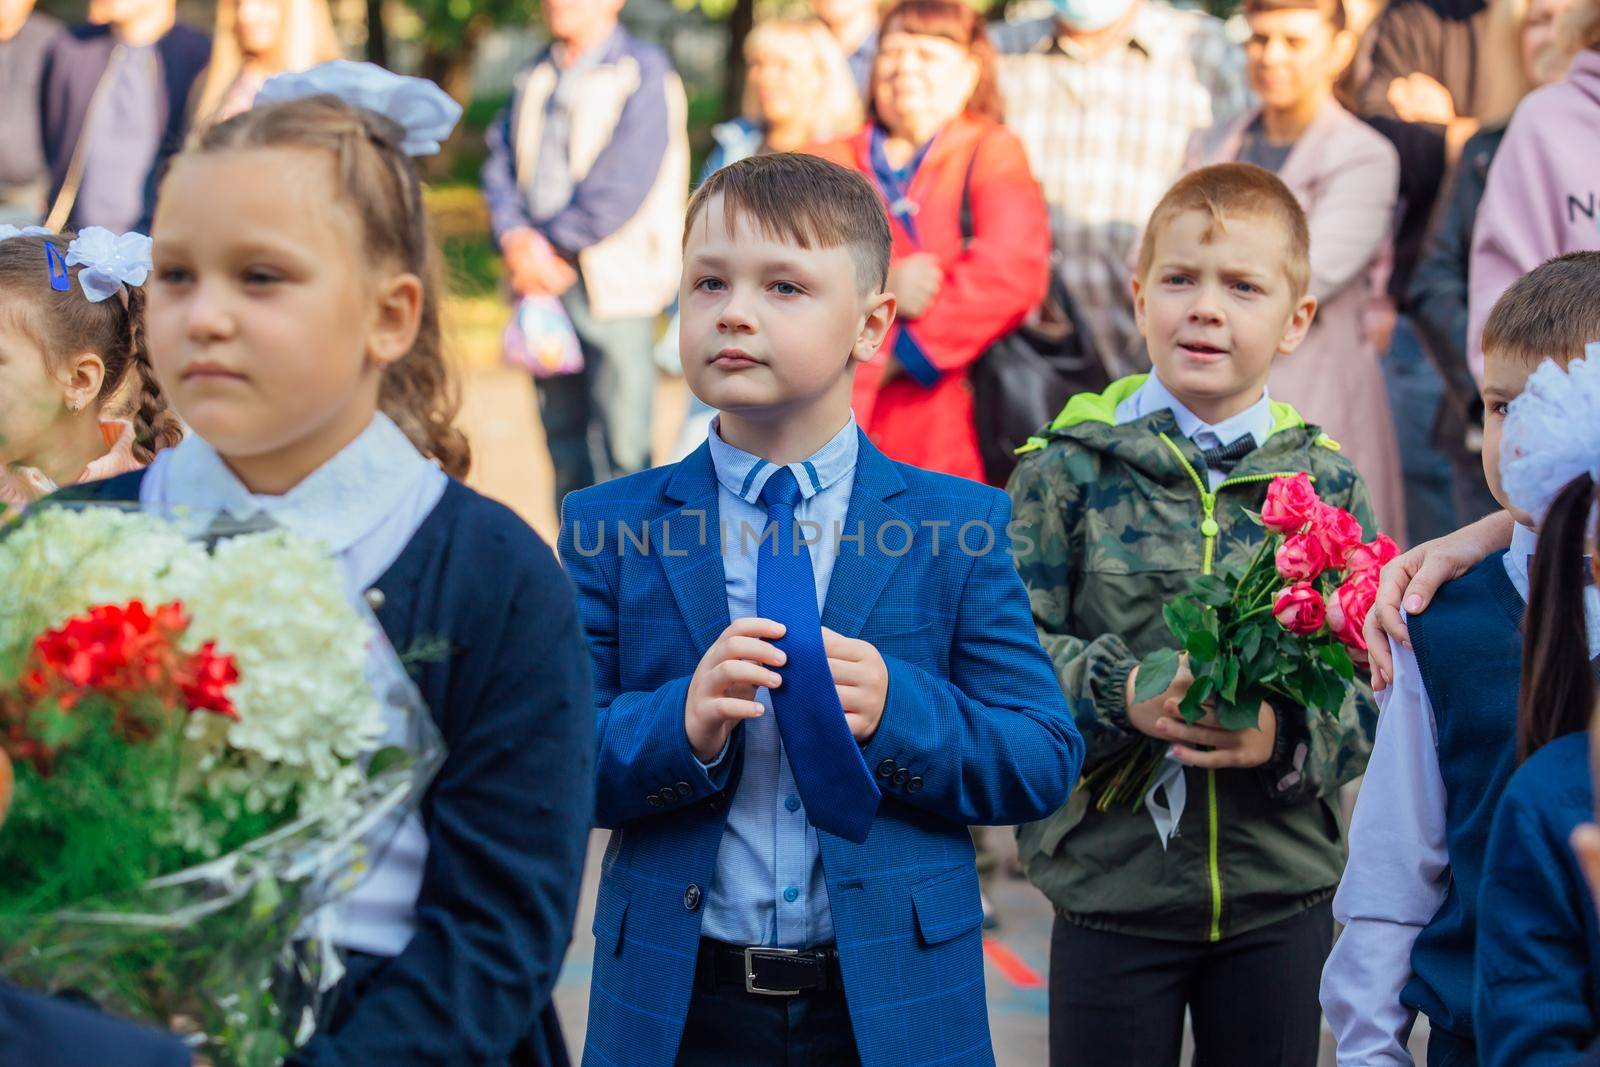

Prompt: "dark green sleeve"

[1007,451,1144,770]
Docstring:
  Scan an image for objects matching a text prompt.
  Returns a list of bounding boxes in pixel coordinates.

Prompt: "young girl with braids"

[0,227,181,510]
[67,63,596,1067]
[1470,350,1600,1064]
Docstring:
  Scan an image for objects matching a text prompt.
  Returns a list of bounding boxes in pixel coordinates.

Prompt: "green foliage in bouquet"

[1085,473,1395,810]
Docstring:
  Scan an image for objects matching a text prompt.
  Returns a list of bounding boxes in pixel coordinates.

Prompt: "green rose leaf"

[1217,697,1260,732]
[1133,647,1182,704]
[1164,597,1204,641]
[1180,675,1215,723]
[1185,629,1220,661]
[1317,642,1356,681]
[1188,575,1233,608]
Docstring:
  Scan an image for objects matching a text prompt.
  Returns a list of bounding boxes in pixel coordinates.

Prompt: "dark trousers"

[676,974,862,1066]
[1048,901,1333,1067]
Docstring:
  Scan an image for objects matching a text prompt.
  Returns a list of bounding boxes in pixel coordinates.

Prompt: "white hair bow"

[65,226,153,303]
[255,60,463,156]
[1500,345,1600,522]
[0,225,52,241]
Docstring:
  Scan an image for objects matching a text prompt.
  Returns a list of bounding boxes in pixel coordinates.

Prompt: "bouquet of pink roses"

[1087,473,1395,809]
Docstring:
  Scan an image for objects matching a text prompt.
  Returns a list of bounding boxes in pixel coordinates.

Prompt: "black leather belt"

[697,938,842,996]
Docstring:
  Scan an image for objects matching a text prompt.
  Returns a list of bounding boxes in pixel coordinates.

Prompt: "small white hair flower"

[0,224,53,241]
[255,60,463,156]
[1500,345,1600,522]
[64,226,153,303]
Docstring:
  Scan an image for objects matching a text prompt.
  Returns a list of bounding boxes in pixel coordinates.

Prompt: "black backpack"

[958,145,1107,485]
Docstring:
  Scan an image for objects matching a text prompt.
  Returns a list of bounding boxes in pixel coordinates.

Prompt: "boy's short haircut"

[1483,252,1600,369]
[1136,162,1312,299]
[1242,0,1347,32]
[685,153,892,293]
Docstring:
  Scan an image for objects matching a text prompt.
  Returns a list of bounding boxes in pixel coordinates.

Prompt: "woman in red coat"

[811,0,1050,484]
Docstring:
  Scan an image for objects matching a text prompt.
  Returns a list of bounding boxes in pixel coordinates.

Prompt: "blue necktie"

[756,468,882,843]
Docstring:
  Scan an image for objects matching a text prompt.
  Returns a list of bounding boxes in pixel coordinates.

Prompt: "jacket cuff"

[1259,698,1308,797]
[1099,660,1135,733]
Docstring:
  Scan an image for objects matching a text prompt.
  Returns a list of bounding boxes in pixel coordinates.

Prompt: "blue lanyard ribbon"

[868,125,934,248]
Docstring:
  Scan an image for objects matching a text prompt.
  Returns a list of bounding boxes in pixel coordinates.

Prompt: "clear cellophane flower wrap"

[0,503,445,1066]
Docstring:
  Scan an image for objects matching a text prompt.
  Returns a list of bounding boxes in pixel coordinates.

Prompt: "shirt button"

[364,588,386,610]
[783,886,800,903]
[784,794,801,813]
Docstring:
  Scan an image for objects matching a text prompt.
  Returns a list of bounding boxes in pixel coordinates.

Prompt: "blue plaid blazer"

[559,432,1083,1067]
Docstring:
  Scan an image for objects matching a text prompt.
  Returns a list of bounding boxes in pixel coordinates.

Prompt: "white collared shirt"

[1322,524,1600,1064]
[1115,373,1275,489]
[140,414,449,956]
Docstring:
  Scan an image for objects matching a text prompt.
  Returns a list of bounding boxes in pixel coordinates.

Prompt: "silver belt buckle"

[744,945,802,997]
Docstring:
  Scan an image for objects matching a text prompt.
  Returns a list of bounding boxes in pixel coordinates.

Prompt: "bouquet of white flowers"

[0,504,443,1066]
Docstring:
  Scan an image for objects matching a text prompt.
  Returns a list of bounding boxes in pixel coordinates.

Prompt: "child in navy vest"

[1323,253,1600,1066]
[1471,345,1600,1064]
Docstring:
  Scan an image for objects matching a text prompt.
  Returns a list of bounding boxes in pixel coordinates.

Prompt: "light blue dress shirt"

[698,414,859,949]
[140,414,448,956]
[1322,524,1600,1064]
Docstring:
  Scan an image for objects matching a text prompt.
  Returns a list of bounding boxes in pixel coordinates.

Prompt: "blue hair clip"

[45,243,69,292]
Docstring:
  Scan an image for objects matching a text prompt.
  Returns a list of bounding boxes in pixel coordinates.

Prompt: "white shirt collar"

[1115,372,1275,449]
[143,413,440,555]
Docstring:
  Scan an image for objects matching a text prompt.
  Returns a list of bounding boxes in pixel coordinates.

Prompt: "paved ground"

[455,365,1431,1065]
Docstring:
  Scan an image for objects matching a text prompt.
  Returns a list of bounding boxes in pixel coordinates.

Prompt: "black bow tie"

[1197,435,1256,476]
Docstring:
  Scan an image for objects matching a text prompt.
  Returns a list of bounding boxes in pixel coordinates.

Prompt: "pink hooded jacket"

[1468,50,1600,382]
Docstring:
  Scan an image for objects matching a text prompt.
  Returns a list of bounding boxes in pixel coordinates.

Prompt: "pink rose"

[1261,473,1320,534]
[1273,583,1327,635]
[1310,503,1365,568]
[1346,534,1401,578]
[1275,533,1328,582]
[1329,574,1377,651]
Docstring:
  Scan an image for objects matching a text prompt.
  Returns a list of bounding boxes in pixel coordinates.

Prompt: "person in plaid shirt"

[992,2,1249,375]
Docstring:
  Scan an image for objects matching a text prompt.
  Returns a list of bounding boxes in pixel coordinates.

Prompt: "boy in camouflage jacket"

[1008,165,1378,1067]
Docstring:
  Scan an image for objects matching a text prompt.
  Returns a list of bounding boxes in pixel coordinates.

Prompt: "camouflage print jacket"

[1007,376,1379,943]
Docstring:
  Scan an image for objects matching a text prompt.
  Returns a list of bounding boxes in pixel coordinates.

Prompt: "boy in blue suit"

[560,153,1084,1067]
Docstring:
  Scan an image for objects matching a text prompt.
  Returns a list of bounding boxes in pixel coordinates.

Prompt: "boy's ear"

[1276,293,1318,356]
[851,291,897,365]
[368,271,425,369]
[1131,274,1147,336]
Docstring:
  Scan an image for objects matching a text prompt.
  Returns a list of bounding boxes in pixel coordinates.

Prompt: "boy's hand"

[888,252,943,320]
[822,627,889,743]
[685,618,787,763]
[1154,701,1278,769]
[1125,655,1195,738]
